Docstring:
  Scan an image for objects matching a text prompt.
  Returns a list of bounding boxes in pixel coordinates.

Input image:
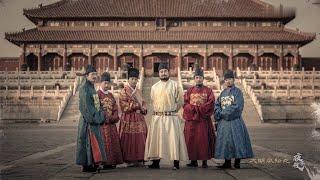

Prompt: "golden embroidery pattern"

[101,95,115,117]
[120,119,147,134]
[221,95,235,109]
[190,93,208,106]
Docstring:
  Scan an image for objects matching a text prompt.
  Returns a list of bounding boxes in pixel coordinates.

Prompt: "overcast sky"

[0,0,319,57]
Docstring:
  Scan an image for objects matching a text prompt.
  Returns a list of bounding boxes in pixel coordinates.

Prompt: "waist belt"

[153,111,177,116]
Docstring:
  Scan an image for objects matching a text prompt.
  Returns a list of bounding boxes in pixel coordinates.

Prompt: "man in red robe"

[97,72,124,169]
[183,65,216,168]
[119,67,148,167]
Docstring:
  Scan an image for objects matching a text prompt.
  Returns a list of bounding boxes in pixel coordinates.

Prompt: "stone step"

[64,107,78,110]
[62,112,80,116]
[236,83,262,126]
[59,90,81,124]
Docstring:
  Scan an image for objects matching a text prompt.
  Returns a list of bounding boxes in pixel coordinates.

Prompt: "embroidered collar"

[99,86,109,95]
[127,84,137,95]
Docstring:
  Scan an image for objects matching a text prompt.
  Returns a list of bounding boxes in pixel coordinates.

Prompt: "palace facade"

[5,0,315,76]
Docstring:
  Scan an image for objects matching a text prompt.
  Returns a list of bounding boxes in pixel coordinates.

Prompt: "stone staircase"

[56,77,261,127]
[58,90,80,126]
[235,80,262,126]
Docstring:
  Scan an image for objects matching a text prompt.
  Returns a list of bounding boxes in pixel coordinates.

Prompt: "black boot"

[187,160,198,167]
[173,160,180,170]
[202,160,208,168]
[103,165,116,170]
[217,159,231,169]
[82,165,97,172]
[148,159,160,169]
[234,158,241,169]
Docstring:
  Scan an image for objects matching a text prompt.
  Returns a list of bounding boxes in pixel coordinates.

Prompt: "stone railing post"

[55,85,60,98]
[260,85,265,99]
[213,67,216,81]
[5,86,8,99]
[286,85,290,99]
[30,85,34,98]
[217,76,221,90]
[273,86,278,99]
[17,85,21,99]
[43,85,46,99]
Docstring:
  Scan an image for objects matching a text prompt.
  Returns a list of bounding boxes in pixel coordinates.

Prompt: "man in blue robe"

[214,70,254,169]
[75,65,107,172]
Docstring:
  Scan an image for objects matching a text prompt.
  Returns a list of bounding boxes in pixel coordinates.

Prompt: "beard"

[160,76,169,81]
[226,83,234,87]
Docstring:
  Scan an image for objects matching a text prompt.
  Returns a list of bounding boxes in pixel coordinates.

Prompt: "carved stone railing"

[1,78,77,88]
[0,68,77,79]
[177,67,184,94]
[138,67,145,91]
[237,67,320,80]
[57,87,73,121]
[242,80,264,122]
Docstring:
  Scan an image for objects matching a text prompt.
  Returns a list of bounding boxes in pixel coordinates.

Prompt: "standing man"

[98,72,123,169]
[214,70,254,169]
[183,66,215,168]
[119,67,148,167]
[145,63,188,170]
[76,65,107,172]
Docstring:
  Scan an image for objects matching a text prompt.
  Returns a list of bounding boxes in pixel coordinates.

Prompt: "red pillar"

[88,44,92,65]
[278,45,285,71]
[114,45,118,71]
[63,45,67,71]
[178,46,183,70]
[204,45,208,70]
[19,44,26,70]
[228,45,233,70]
[37,46,42,71]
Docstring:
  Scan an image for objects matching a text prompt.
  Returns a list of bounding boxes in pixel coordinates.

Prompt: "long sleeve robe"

[119,85,147,162]
[76,79,107,166]
[214,85,254,160]
[144,79,189,161]
[183,85,215,160]
[97,89,123,165]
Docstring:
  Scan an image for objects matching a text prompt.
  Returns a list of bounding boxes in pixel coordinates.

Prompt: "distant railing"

[177,67,184,94]
[237,67,320,80]
[57,87,73,121]
[138,67,145,91]
[242,79,264,122]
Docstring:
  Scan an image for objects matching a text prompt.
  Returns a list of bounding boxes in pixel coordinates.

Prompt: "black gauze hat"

[128,68,139,79]
[158,62,169,72]
[76,64,97,76]
[101,72,111,82]
[85,65,97,75]
[224,70,235,79]
[194,65,204,77]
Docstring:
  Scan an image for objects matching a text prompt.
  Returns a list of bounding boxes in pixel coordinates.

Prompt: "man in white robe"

[144,62,188,170]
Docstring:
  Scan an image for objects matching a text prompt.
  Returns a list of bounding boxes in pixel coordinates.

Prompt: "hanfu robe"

[144,79,189,161]
[76,79,107,166]
[97,89,123,165]
[183,86,215,160]
[119,85,148,162]
[214,85,254,160]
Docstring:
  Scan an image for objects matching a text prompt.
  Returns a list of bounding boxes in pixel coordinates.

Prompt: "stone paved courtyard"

[1,120,320,180]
